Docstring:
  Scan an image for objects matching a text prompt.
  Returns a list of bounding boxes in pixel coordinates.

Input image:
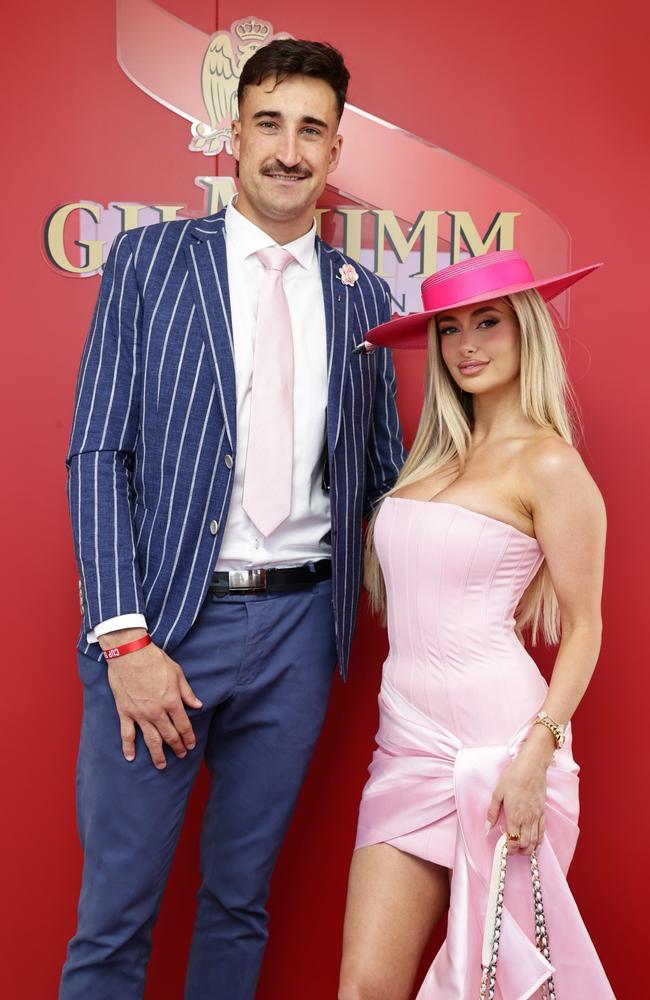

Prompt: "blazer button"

[209,519,219,535]
[224,454,233,469]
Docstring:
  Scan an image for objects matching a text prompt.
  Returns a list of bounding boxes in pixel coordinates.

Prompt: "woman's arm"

[486,437,606,851]
[525,437,606,725]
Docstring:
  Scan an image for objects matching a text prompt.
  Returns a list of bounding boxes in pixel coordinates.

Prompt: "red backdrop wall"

[3,2,648,997]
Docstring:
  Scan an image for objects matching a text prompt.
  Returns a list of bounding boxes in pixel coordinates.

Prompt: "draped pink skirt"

[355,678,615,999]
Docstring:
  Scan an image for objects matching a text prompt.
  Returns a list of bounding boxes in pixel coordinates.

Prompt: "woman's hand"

[486,725,555,854]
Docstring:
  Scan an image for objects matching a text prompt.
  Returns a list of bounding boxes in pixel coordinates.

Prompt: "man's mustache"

[261,162,312,178]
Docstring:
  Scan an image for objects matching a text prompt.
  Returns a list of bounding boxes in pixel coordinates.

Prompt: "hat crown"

[423,250,530,290]
[421,251,535,313]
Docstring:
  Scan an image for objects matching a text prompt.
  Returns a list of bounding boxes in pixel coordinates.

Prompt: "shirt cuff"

[87,614,149,645]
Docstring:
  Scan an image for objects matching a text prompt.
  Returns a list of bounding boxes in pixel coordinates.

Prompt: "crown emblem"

[234,17,271,44]
[190,17,293,156]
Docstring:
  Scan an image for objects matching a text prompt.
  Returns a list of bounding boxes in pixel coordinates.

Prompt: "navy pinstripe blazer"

[67,209,405,677]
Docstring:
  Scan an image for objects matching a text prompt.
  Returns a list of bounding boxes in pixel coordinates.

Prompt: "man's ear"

[231,119,241,161]
[328,133,343,175]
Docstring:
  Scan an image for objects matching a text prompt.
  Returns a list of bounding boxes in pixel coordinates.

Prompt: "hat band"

[421,257,535,313]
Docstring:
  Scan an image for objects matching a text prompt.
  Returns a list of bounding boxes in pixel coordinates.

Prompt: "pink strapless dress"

[355,498,614,999]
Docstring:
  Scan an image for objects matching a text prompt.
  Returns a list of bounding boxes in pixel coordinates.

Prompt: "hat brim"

[367,262,603,349]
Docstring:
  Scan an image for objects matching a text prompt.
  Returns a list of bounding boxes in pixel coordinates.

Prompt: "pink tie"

[242,247,295,537]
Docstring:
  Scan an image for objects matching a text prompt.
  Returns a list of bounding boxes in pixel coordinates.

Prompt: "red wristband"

[102,634,152,661]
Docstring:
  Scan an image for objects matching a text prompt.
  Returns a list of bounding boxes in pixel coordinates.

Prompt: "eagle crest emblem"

[190,16,293,156]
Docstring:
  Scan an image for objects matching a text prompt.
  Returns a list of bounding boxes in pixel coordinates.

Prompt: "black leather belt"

[209,559,332,595]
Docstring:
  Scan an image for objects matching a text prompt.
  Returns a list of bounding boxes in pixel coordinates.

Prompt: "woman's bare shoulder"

[520,433,604,515]
[522,433,581,477]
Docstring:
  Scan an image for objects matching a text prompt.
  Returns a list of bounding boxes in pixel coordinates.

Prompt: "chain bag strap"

[479,833,556,1000]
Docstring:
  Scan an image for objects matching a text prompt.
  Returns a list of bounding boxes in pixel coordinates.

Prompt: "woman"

[339,251,615,999]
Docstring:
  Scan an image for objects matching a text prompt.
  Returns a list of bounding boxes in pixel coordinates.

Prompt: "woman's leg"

[338,843,450,1000]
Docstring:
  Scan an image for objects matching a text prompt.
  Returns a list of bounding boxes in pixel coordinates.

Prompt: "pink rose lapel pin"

[338,263,359,286]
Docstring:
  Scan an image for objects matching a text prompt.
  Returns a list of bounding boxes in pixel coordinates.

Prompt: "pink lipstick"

[458,361,489,376]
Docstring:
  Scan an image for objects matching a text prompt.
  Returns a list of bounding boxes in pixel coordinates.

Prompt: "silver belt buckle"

[228,568,267,591]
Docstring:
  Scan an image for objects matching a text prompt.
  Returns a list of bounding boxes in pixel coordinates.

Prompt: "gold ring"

[506,831,520,841]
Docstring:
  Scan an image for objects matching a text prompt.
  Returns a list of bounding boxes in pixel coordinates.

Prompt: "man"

[61,39,404,999]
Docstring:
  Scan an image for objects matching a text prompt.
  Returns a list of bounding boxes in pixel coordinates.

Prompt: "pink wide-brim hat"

[366,250,602,349]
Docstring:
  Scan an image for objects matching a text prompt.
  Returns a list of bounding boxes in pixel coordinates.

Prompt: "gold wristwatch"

[534,712,566,750]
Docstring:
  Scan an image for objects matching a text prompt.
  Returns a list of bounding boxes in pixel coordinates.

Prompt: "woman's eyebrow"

[438,306,502,323]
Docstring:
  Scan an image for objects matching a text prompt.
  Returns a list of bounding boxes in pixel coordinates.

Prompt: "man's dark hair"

[237,39,350,121]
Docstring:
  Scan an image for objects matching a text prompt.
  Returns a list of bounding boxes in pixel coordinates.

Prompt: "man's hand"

[99,628,203,768]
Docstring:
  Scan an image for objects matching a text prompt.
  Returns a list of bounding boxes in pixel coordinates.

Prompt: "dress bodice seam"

[386,495,541,547]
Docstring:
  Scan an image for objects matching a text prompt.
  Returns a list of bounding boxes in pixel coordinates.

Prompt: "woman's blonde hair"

[365,288,580,645]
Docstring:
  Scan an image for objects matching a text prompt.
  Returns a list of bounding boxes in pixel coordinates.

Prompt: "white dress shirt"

[89,201,330,642]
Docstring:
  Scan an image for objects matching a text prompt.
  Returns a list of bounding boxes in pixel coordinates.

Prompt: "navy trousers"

[60,578,337,1000]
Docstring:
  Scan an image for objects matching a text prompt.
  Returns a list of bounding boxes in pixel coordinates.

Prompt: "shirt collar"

[225,199,316,271]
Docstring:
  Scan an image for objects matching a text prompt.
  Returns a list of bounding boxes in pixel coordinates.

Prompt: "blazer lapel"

[319,240,354,454]
[184,213,236,449]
